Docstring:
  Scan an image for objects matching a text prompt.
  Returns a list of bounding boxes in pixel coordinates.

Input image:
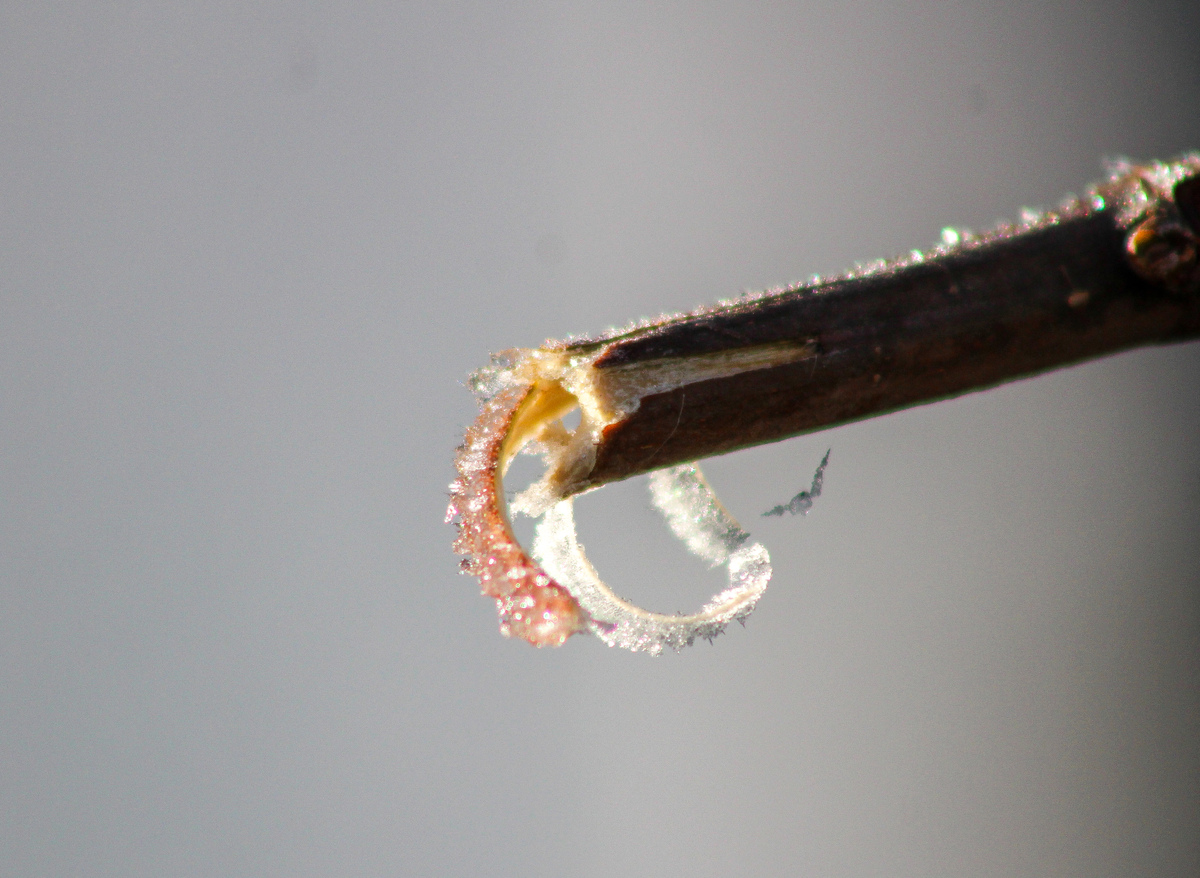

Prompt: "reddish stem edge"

[446,382,586,647]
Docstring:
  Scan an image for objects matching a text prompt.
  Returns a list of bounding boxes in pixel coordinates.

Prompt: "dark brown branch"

[548,157,1200,495]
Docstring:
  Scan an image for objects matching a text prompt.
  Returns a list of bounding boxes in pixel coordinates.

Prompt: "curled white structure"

[532,464,771,655]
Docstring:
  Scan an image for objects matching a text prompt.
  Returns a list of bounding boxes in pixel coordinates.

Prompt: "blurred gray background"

[2,2,1198,876]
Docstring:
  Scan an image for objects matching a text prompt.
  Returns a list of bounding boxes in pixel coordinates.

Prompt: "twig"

[448,155,1200,649]
[534,156,1200,498]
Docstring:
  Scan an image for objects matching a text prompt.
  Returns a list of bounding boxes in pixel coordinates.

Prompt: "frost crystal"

[762,450,830,517]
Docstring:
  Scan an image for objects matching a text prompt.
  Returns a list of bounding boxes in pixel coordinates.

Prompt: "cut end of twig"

[450,350,779,652]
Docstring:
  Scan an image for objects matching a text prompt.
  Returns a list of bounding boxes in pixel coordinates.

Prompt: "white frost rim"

[531,464,771,655]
